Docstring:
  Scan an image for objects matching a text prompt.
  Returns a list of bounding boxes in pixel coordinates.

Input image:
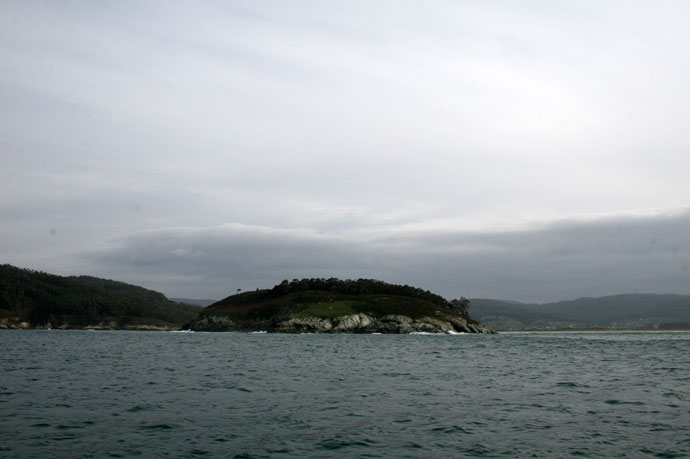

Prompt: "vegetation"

[0,267,480,331]
[296,300,359,318]
[199,277,476,329]
[267,278,454,307]
[449,297,470,316]
[0,264,201,328]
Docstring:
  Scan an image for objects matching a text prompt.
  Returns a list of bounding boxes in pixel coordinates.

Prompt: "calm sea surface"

[1,330,689,458]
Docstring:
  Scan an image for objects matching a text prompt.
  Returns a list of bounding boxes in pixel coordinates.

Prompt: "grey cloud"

[84,212,690,303]
[85,224,380,297]
[3,1,690,302]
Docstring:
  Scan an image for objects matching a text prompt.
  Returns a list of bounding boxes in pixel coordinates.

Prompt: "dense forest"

[267,278,470,316]
[0,264,201,328]
[269,278,451,305]
[211,277,469,313]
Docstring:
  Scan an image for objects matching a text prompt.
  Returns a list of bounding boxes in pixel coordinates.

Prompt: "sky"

[2,0,690,303]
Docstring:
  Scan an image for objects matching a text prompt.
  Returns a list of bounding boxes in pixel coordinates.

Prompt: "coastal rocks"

[333,313,374,331]
[188,312,494,334]
[468,322,494,334]
[366,315,413,333]
[275,316,334,333]
[0,317,180,331]
[415,317,455,333]
[360,315,496,334]
[273,313,375,333]
[446,317,466,332]
[272,314,467,334]
[187,315,236,331]
[0,317,30,329]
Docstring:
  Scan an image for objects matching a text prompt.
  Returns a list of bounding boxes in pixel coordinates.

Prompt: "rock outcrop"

[188,315,237,331]
[187,312,494,334]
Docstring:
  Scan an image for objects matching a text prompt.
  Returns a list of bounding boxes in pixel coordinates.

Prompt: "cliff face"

[187,311,494,334]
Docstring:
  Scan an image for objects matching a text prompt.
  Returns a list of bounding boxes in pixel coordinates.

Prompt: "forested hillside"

[0,265,200,329]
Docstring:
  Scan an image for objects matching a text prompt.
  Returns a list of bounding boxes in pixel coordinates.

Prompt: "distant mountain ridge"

[0,264,201,329]
[470,294,690,330]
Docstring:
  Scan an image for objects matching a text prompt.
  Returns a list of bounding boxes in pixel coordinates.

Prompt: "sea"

[1,330,689,458]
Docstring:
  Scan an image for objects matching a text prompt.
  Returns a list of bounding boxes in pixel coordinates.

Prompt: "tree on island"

[450,297,470,317]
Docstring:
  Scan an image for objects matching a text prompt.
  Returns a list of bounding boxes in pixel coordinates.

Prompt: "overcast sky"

[2,1,690,302]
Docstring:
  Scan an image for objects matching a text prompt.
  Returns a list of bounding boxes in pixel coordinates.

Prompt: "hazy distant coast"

[471,296,690,331]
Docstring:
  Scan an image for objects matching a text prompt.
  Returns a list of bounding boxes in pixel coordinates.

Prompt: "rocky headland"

[186,278,495,334]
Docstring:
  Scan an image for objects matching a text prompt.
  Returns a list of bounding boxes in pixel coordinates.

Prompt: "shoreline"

[497,329,690,333]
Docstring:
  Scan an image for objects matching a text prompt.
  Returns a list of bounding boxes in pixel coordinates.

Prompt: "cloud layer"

[84,210,690,302]
[2,1,690,301]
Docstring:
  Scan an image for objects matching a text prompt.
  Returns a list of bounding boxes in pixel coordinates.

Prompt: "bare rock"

[275,316,334,333]
[333,313,374,331]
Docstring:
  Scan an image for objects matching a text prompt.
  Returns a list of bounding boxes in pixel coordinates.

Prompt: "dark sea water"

[2,330,689,458]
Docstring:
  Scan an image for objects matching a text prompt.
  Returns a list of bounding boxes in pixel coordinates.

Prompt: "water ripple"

[1,330,690,458]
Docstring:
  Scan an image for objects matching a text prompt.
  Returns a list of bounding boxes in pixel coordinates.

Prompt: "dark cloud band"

[84,211,690,302]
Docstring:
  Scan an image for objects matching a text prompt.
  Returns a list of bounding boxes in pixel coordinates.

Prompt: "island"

[186,278,494,334]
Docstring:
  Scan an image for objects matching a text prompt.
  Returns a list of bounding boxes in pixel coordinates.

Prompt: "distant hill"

[187,278,493,333]
[468,299,575,330]
[470,294,690,330]
[0,265,201,329]
[170,298,217,307]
